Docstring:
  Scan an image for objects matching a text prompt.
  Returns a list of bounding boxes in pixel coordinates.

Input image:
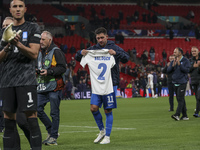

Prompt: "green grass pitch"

[0,96,200,150]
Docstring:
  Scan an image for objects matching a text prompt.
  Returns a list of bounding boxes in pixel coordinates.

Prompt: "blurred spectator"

[70,57,76,68]
[149,47,155,61]
[80,68,87,79]
[86,40,91,48]
[187,10,195,19]
[185,37,191,42]
[141,51,148,66]
[80,41,85,50]
[157,76,163,97]
[132,86,140,97]
[142,12,147,22]
[64,64,70,81]
[119,77,127,98]
[70,45,76,55]
[60,43,68,54]
[144,49,148,58]
[134,77,140,89]
[72,73,79,87]
[63,80,73,100]
[119,10,124,20]
[147,13,151,23]
[126,80,132,88]
[184,50,190,59]
[70,24,75,35]
[152,13,157,23]
[132,47,137,62]
[100,8,105,16]
[162,49,167,61]
[119,32,124,44]
[169,29,174,40]
[115,32,120,44]
[133,10,139,22]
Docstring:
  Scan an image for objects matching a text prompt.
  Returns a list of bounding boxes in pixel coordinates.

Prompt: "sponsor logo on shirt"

[95,56,110,61]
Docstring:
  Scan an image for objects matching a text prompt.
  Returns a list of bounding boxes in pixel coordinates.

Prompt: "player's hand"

[193,61,199,67]
[108,49,116,55]
[40,69,47,76]
[10,34,21,46]
[172,59,177,67]
[167,62,170,67]
[81,49,88,56]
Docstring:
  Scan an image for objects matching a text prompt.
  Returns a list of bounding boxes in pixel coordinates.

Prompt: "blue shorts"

[91,86,117,110]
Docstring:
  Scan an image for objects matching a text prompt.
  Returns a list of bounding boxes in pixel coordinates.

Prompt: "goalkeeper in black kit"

[0,0,42,149]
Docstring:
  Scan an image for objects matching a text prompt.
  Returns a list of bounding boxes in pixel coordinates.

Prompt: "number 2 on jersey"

[97,63,107,80]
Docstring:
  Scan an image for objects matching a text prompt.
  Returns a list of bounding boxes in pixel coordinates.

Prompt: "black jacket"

[162,64,173,83]
[189,56,200,85]
[167,56,190,84]
[75,40,129,86]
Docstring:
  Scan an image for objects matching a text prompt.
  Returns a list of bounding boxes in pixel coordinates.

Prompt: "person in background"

[119,77,127,98]
[162,55,175,111]
[189,46,200,117]
[37,31,66,145]
[167,47,190,121]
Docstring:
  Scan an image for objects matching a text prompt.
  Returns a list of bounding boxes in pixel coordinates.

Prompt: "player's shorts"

[91,87,117,110]
[146,83,153,89]
[2,85,37,113]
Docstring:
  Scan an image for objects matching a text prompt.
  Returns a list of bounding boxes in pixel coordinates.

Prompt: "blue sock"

[105,111,113,136]
[92,110,104,131]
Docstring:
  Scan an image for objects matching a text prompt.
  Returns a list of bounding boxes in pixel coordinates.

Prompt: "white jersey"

[80,49,115,95]
[148,74,154,85]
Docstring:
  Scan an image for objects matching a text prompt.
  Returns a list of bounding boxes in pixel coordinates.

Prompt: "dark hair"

[176,47,183,55]
[95,27,107,35]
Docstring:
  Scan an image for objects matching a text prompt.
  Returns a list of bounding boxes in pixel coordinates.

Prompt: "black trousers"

[174,83,187,117]
[168,82,174,110]
[191,83,200,114]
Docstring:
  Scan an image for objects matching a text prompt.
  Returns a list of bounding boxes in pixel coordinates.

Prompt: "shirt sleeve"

[80,56,87,68]
[29,23,41,44]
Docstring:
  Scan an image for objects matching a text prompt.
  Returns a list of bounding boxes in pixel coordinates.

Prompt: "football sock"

[105,111,113,136]
[16,112,31,145]
[146,89,149,97]
[152,89,155,97]
[92,110,104,131]
[27,118,42,150]
[3,119,20,149]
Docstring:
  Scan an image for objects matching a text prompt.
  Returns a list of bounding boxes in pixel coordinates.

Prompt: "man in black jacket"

[189,46,200,117]
[162,55,175,111]
[167,47,190,121]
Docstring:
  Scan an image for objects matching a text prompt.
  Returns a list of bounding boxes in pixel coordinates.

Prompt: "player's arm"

[114,46,130,63]
[11,34,39,59]
[0,44,10,63]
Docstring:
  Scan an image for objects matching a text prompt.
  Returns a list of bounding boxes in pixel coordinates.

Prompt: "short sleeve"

[29,23,41,44]
[80,56,87,68]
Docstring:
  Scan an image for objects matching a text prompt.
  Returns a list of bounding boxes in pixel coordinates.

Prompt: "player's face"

[40,33,51,49]
[96,33,108,47]
[191,47,199,57]
[173,48,180,58]
[10,0,27,21]
[2,19,13,29]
